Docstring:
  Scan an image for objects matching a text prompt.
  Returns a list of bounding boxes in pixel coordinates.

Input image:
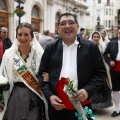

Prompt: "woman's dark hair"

[16,22,34,38]
[92,32,100,39]
[58,13,78,25]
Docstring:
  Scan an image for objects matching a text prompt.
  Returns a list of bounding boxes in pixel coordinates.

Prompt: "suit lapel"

[115,40,118,57]
[77,37,84,86]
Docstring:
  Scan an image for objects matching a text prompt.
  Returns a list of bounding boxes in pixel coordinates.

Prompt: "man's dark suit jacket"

[103,39,118,66]
[3,37,12,53]
[38,37,106,101]
[110,36,118,41]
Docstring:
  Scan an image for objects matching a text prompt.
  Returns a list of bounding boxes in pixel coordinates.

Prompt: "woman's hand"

[42,72,49,82]
[107,54,111,58]
[0,102,4,112]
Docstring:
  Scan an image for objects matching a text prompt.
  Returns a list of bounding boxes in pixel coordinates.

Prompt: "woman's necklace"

[18,48,31,61]
[22,54,28,60]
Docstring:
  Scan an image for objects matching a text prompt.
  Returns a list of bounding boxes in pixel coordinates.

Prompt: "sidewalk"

[95,105,120,120]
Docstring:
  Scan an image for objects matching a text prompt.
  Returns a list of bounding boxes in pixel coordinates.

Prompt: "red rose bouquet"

[62,77,88,120]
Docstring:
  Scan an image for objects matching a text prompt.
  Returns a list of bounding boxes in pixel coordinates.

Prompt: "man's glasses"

[3,32,8,34]
[59,20,76,27]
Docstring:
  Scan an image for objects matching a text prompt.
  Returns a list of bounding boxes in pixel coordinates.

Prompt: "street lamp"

[72,7,78,18]
[111,25,114,37]
[97,16,101,31]
[117,9,120,25]
[14,0,26,25]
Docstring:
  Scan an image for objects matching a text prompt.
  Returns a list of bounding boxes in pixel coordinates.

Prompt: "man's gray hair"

[0,27,8,31]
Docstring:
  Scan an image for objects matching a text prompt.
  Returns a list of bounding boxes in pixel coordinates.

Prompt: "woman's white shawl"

[102,30,110,47]
[89,31,106,54]
[0,37,49,119]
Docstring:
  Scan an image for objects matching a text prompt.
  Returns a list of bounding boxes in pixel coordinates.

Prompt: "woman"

[0,22,48,120]
[100,29,110,47]
[100,29,112,89]
[89,31,112,109]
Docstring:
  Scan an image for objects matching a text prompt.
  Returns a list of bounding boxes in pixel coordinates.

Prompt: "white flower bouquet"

[63,77,96,120]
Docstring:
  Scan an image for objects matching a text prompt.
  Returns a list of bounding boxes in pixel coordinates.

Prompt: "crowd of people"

[0,12,120,120]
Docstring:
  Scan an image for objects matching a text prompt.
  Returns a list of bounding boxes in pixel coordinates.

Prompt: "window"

[98,0,101,3]
[106,9,108,15]
[107,0,110,6]
[0,0,7,11]
[86,12,90,16]
[109,9,111,15]
[106,20,107,27]
[109,20,111,27]
[104,20,106,26]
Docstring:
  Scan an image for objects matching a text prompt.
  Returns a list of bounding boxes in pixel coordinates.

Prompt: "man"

[78,28,85,39]
[0,35,3,65]
[110,26,118,41]
[38,13,106,120]
[104,27,120,117]
[38,30,53,50]
[0,27,12,53]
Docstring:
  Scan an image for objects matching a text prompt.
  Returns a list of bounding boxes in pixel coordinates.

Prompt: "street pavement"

[95,105,120,120]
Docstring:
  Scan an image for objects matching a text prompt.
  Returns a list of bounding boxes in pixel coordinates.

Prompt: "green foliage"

[13,8,26,17]
[66,77,78,93]
[86,29,91,36]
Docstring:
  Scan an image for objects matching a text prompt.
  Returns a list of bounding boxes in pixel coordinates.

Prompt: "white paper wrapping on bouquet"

[69,97,88,120]
[64,84,88,120]
[0,75,8,85]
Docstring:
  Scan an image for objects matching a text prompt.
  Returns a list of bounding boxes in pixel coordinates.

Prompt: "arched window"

[31,5,41,32]
[0,0,8,28]
[55,12,61,34]
[31,6,40,18]
[0,0,7,11]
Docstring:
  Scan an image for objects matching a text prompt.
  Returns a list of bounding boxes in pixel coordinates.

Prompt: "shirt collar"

[118,40,120,44]
[62,39,79,46]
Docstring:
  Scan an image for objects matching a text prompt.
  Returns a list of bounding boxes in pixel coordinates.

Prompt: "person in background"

[78,28,85,39]
[100,29,110,47]
[100,29,112,89]
[0,35,3,65]
[38,13,106,120]
[84,35,89,40]
[0,27,12,53]
[104,27,120,117]
[89,31,112,110]
[110,26,119,41]
[34,32,40,41]
[38,30,53,50]
[0,22,48,120]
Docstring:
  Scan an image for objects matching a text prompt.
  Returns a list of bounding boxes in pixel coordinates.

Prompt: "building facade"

[0,0,88,41]
[84,0,120,37]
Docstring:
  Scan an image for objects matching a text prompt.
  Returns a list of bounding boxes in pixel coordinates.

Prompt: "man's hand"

[0,102,4,112]
[74,89,88,102]
[50,95,65,110]
[110,61,115,67]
